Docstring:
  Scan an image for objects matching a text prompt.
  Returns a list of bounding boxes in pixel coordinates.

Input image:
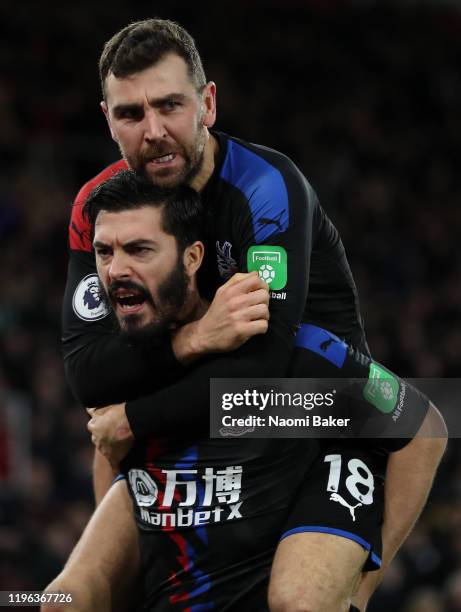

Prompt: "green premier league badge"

[247,246,287,290]
[363,362,399,413]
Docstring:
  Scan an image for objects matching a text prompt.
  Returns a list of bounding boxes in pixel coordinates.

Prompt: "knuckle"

[258,289,270,303]
[229,297,242,313]
[230,315,241,329]
[260,283,269,292]
[234,322,245,336]
[258,302,269,315]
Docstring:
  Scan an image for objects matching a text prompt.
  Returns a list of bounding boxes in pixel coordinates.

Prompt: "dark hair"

[84,170,204,253]
[99,19,206,98]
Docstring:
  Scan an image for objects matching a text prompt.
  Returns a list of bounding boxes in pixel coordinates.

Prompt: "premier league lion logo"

[83,280,102,310]
[72,274,109,322]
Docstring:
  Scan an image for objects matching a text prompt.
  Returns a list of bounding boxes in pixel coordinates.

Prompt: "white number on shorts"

[324,454,342,493]
[324,454,374,505]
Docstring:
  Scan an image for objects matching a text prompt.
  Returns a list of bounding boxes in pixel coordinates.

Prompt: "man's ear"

[183,241,205,277]
[201,81,217,128]
[101,100,118,142]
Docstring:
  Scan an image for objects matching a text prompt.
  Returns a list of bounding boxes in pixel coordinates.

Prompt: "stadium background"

[0,0,460,609]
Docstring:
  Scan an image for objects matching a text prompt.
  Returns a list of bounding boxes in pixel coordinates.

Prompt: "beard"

[101,259,190,353]
[122,122,206,189]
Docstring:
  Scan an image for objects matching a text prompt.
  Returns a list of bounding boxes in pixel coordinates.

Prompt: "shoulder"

[221,135,304,183]
[221,135,317,206]
[69,159,127,251]
[73,159,128,208]
[220,135,318,242]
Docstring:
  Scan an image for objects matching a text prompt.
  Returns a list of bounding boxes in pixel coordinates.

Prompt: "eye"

[116,107,144,121]
[95,247,111,259]
[128,246,150,256]
[163,99,181,111]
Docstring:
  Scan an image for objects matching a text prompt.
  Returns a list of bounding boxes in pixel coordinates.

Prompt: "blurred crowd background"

[0,0,460,609]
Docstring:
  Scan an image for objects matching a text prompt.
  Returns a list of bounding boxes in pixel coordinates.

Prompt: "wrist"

[353,568,383,611]
[172,320,206,365]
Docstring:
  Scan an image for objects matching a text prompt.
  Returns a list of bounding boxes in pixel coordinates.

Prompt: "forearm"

[354,419,446,608]
[127,325,294,439]
[171,319,206,365]
[64,334,182,406]
[374,403,447,571]
[383,438,445,560]
[93,449,118,505]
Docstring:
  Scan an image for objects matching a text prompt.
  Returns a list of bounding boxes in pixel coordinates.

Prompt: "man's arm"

[92,449,118,506]
[85,323,295,463]
[352,404,447,610]
[171,272,270,363]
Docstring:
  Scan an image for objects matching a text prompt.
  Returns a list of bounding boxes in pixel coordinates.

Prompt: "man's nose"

[143,108,166,142]
[108,252,132,280]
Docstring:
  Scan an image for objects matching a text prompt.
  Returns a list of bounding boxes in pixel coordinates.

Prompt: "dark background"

[0,1,460,609]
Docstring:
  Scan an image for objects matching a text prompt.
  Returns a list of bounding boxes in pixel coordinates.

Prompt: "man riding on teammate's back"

[57,19,446,610]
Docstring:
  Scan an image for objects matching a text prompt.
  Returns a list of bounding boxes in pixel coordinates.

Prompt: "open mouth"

[149,153,176,165]
[112,288,148,313]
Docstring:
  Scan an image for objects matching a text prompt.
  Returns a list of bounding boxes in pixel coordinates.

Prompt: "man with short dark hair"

[61,19,446,610]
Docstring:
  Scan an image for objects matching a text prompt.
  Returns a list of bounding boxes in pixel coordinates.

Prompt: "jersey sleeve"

[289,326,430,453]
[347,358,431,452]
[62,163,184,407]
[125,152,315,438]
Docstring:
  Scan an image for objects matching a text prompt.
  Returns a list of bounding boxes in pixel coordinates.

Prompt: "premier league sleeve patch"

[72,274,110,321]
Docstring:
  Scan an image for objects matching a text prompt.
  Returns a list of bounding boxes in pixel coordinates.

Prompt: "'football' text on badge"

[247,245,287,290]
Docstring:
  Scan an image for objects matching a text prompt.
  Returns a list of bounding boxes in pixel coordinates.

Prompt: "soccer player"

[47,171,444,610]
[60,19,446,610]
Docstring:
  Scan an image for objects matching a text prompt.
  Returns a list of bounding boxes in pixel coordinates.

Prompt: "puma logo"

[329,493,362,522]
[258,211,285,232]
[320,338,338,352]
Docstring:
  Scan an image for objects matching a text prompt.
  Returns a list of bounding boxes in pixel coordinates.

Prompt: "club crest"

[216,241,238,280]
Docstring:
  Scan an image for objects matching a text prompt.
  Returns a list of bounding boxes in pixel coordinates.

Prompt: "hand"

[86,404,134,469]
[200,271,270,350]
[173,272,270,362]
[351,568,384,611]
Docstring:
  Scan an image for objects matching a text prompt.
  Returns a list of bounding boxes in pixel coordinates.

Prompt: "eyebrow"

[112,103,142,117]
[112,93,189,116]
[93,239,158,249]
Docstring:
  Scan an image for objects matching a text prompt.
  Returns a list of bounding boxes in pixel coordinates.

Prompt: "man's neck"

[190,131,219,193]
[181,294,208,324]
